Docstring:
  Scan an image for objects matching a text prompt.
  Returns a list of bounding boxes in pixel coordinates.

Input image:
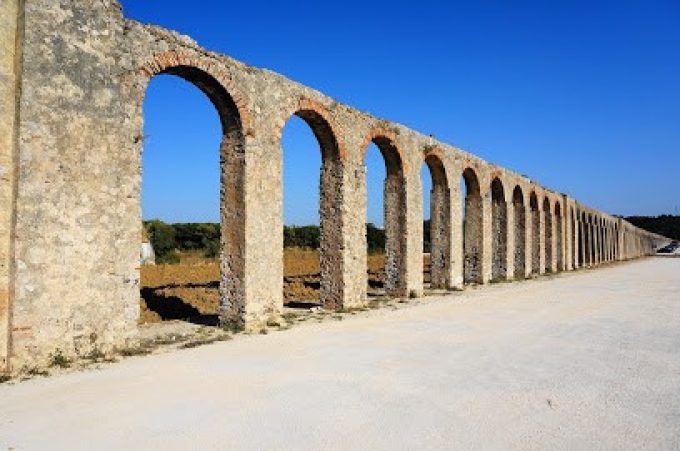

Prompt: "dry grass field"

[140,249,431,324]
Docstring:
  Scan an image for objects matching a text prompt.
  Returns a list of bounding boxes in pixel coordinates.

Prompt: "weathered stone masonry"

[0,0,671,372]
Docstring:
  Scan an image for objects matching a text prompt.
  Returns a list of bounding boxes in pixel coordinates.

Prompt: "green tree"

[144,219,178,264]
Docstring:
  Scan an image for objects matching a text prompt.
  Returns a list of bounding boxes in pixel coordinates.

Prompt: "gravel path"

[1,258,679,450]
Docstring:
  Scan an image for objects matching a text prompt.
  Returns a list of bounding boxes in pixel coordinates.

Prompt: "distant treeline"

[624,215,680,241]
[145,216,675,264]
[143,220,422,263]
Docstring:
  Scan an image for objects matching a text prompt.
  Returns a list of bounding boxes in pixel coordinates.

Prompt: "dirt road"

[2,258,679,450]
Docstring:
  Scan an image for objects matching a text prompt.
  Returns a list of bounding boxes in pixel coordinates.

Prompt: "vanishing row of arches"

[140,64,662,323]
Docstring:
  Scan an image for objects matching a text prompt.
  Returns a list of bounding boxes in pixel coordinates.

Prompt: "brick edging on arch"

[361,127,409,173]
[273,97,348,159]
[139,51,253,136]
[422,148,451,187]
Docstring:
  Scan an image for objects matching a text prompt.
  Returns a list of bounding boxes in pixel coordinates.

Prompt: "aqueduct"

[0,0,670,372]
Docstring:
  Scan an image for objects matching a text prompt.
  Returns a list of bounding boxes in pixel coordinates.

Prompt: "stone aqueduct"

[0,1,669,372]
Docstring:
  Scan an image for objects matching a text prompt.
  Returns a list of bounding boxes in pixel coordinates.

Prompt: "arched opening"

[280,109,342,309]
[364,136,406,297]
[543,198,553,273]
[462,168,483,284]
[423,154,450,289]
[529,192,540,274]
[139,66,245,326]
[512,186,526,278]
[490,178,507,281]
[555,203,563,271]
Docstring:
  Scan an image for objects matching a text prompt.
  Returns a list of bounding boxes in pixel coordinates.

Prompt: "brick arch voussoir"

[139,50,253,136]
[511,181,530,206]
[528,186,543,211]
[542,194,554,213]
[273,97,347,160]
[423,147,451,188]
[459,159,488,197]
[488,171,509,203]
[361,127,409,174]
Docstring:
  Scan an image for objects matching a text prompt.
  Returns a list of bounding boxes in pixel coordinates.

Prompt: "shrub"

[145,219,177,262]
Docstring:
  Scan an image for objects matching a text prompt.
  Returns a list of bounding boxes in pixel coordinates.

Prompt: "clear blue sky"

[123,0,680,225]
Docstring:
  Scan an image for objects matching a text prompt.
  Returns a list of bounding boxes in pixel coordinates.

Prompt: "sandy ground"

[1,258,679,450]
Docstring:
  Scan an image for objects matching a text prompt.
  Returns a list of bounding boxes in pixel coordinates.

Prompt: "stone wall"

[0,0,22,371]
[0,0,671,372]
[9,0,139,371]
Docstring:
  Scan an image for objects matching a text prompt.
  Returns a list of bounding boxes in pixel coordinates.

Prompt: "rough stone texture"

[425,152,451,289]
[0,0,22,371]
[512,188,526,278]
[0,0,670,372]
[490,179,507,281]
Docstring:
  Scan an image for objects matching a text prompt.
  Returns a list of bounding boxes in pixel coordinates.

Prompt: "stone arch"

[462,167,483,284]
[275,98,346,160]
[362,130,407,296]
[137,55,248,325]
[529,192,541,274]
[423,151,451,289]
[555,202,563,271]
[543,197,553,272]
[512,186,526,278]
[490,177,507,281]
[278,101,344,309]
[361,128,409,175]
[140,51,251,135]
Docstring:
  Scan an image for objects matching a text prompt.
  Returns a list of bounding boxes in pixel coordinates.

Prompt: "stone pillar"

[588,222,595,265]
[584,220,591,266]
[505,201,515,280]
[404,167,423,297]
[429,184,450,290]
[572,215,579,269]
[592,223,600,266]
[383,168,410,297]
[338,158,368,309]
[550,209,558,272]
[523,204,532,278]
[603,226,609,262]
[0,0,21,373]
[564,203,573,271]
[318,149,367,310]
[221,132,283,330]
[604,225,608,262]
[615,228,620,261]
[539,205,546,274]
[481,188,493,284]
[600,225,608,263]
[449,180,463,288]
